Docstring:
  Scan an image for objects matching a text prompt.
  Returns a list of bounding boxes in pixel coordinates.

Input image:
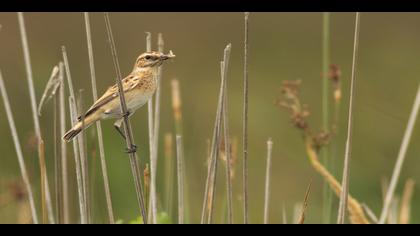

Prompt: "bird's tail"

[63,125,83,142]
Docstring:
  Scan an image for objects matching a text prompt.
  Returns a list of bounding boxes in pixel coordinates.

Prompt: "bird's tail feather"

[63,126,82,142]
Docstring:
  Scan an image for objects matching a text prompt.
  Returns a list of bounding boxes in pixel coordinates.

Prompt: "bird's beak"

[161,50,176,60]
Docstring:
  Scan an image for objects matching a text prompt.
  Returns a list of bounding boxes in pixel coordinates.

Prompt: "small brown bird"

[63,51,175,143]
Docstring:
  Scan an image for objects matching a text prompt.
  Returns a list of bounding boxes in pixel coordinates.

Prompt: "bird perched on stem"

[63,51,175,145]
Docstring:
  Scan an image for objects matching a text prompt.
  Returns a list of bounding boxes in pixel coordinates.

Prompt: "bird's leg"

[114,113,138,153]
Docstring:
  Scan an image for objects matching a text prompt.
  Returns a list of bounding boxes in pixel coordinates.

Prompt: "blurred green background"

[0,12,419,224]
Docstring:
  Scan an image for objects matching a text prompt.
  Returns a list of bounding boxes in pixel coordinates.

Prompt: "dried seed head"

[277,80,311,133]
[313,130,332,151]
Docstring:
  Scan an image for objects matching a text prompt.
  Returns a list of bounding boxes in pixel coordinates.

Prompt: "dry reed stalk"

[202,44,231,224]
[379,84,420,224]
[53,92,61,223]
[150,32,165,224]
[145,31,158,224]
[361,203,378,223]
[17,12,55,224]
[242,12,250,224]
[221,52,233,224]
[68,96,87,223]
[58,62,70,223]
[84,12,115,224]
[305,138,369,224]
[170,78,189,221]
[0,70,39,224]
[76,89,91,223]
[337,12,361,224]
[164,133,174,217]
[176,135,184,224]
[263,138,273,224]
[104,12,147,223]
[398,179,415,224]
[62,46,87,224]
[297,181,312,224]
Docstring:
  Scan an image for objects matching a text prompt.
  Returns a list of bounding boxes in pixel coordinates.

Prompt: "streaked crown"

[134,51,176,69]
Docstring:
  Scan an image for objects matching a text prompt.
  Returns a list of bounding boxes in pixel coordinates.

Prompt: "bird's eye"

[145,55,151,60]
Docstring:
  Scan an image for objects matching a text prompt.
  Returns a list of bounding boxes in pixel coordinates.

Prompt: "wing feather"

[78,75,138,121]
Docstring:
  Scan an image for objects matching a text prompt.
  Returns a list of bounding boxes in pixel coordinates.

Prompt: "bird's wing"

[78,75,139,121]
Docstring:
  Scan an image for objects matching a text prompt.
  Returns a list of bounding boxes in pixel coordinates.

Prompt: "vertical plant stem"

[242,12,250,224]
[0,70,39,224]
[62,46,87,224]
[378,85,420,224]
[164,133,174,218]
[84,12,115,224]
[150,32,164,224]
[221,58,233,224]
[17,12,55,224]
[58,62,69,224]
[176,135,184,224]
[76,89,90,223]
[263,138,273,224]
[53,95,62,223]
[170,79,190,222]
[337,12,361,224]
[104,12,147,224]
[321,12,333,224]
[145,31,157,224]
[201,44,231,224]
[68,97,87,223]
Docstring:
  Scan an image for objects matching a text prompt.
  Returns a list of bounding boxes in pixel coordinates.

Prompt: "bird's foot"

[123,111,131,118]
[125,144,138,154]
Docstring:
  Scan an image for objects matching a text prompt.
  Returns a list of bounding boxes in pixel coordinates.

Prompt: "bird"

[63,51,175,149]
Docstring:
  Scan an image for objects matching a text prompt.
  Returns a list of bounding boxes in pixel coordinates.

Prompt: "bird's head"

[134,51,176,69]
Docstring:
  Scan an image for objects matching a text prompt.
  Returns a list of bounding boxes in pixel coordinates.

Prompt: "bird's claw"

[123,111,131,118]
[125,144,138,154]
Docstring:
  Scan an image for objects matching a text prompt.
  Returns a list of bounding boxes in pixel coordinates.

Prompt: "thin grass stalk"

[379,84,420,224]
[68,97,87,224]
[164,133,174,218]
[361,204,378,223]
[221,60,233,224]
[170,79,190,222]
[201,144,212,224]
[297,181,312,224]
[176,135,184,224]
[53,95,62,223]
[62,47,87,224]
[209,45,232,223]
[17,12,55,224]
[59,62,69,223]
[263,138,273,224]
[201,44,231,224]
[337,12,361,224]
[77,89,90,223]
[104,13,147,223]
[321,12,333,224]
[0,70,38,224]
[145,31,157,224]
[84,12,115,224]
[242,12,250,224]
[150,32,164,224]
